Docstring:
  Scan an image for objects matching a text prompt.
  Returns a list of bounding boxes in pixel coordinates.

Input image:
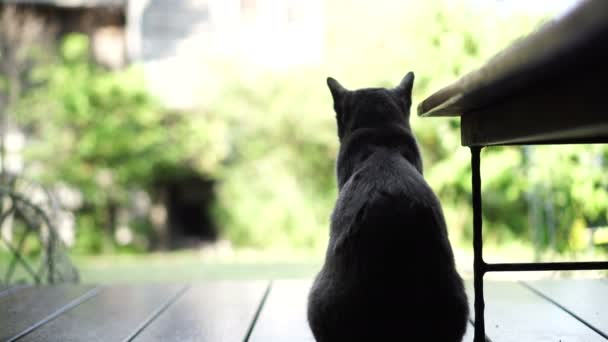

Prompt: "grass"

[2,243,606,285]
[64,246,608,284]
[73,250,323,284]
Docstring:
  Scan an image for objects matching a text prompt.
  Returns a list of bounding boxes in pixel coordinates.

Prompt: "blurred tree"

[209,69,338,249]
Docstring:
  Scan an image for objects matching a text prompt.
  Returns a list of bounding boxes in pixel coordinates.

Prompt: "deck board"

[19,284,186,342]
[523,279,608,339]
[132,281,268,342]
[466,281,607,341]
[0,285,98,342]
[248,280,475,342]
[0,284,25,298]
[2,280,606,341]
[462,321,475,342]
[248,280,315,342]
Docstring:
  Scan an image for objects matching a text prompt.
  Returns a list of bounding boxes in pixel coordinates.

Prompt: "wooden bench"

[418,0,608,341]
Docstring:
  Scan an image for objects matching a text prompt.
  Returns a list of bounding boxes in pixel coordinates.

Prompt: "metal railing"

[0,176,78,285]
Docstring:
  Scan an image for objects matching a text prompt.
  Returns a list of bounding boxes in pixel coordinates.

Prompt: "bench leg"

[471,146,486,342]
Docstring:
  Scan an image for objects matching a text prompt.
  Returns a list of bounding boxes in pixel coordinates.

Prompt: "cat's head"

[327,72,415,140]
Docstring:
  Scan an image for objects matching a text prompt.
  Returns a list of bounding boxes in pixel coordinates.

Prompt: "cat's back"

[331,147,451,267]
[311,148,468,342]
[338,147,437,213]
[309,74,469,342]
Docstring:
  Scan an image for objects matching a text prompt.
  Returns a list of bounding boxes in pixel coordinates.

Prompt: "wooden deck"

[1,279,607,341]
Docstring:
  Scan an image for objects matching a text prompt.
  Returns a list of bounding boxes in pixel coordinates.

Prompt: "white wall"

[128,0,325,109]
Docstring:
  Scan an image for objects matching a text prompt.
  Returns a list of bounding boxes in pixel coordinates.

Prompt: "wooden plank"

[418,0,608,117]
[523,279,608,339]
[133,281,269,342]
[249,280,474,342]
[466,281,607,341]
[248,280,315,342]
[0,284,13,296]
[19,284,186,342]
[0,284,28,298]
[0,285,98,342]
[462,322,475,342]
[460,63,608,146]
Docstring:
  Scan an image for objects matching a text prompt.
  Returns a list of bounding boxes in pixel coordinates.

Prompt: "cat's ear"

[393,71,415,100]
[327,77,347,103]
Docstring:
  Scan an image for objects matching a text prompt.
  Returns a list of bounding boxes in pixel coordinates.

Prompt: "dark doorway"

[164,175,217,248]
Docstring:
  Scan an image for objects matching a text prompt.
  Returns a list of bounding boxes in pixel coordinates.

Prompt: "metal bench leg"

[471,146,486,342]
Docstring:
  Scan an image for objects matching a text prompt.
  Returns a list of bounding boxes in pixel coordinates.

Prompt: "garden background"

[2,0,606,283]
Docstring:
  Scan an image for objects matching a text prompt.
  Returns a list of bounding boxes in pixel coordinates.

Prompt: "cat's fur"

[307,72,469,342]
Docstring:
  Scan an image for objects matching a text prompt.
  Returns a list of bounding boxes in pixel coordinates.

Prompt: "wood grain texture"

[460,63,608,146]
[0,285,98,342]
[523,279,608,338]
[248,280,315,342]
[466,281,607,341]
[132,281,269,342]
[19,284,186,342]
[418,0,608,117]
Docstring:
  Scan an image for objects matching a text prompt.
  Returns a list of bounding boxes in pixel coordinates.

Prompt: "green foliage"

[209,69,337,249]
[9,1,608,256]
[14,33,229,252]
[206,0,545,251]
[207,0,607,255]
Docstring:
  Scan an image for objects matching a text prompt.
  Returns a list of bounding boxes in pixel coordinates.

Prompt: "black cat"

[307,72,469,342]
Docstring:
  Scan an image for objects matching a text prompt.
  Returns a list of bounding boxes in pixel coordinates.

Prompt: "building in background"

[129,0,325,108]
[3,0,325,108]
[2,0,127,69]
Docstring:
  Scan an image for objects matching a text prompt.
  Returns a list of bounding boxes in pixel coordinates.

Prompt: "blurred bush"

[209,69,338,249]
[14,34,230,252]
[207,0,608,255]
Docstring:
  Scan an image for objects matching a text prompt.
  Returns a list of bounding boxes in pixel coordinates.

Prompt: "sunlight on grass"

[2,243,605,284]
[73,249,323,284]
[69,244,606,284]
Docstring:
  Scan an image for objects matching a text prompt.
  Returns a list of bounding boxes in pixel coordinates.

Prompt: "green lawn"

[72,244,607,283]
[74,253,322,284]
[2,244,606,285]
[0,248,323,284]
